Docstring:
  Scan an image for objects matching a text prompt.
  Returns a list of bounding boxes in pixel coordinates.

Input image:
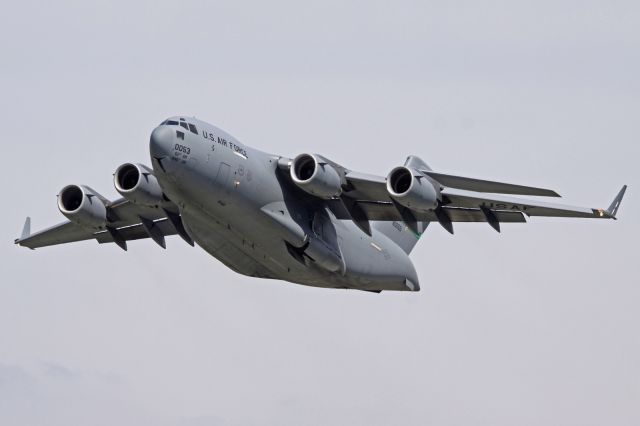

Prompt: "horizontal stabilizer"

[423,171,560,197]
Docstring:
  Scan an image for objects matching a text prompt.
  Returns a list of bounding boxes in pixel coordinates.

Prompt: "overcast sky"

[1,1,638,425]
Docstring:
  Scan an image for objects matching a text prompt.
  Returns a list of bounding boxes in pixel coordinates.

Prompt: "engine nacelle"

[290,154,342,199]
[114,163,164,206]
[57,185,108,230]
[386,166,440,211]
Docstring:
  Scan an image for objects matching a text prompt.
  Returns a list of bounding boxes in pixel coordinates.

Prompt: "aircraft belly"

[337,221,420,291]
[179,202,355,289]
[180,208,278,279]
[178,197,419,291]
[171,148,418,291]
[180,204,327,285]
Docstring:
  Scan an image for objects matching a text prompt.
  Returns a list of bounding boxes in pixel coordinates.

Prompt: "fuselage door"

[312,210,340,255]
[213,162,232,205]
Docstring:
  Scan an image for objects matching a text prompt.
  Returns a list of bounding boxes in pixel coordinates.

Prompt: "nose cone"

[149,126,174,158]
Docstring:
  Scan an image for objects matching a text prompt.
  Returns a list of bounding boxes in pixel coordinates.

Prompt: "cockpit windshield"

[160,118,198,135]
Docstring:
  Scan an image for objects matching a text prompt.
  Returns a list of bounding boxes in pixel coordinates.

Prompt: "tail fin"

[404,155,432,172]
[372,156,430,254]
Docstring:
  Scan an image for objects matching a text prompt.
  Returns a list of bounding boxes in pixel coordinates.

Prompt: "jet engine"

[114,163,164,206]
[386,166,440,211]
[290,154,342,199]
[57,184,108,230]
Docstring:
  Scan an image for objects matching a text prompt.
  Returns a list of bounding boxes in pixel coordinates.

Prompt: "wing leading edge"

[421,171,561,197]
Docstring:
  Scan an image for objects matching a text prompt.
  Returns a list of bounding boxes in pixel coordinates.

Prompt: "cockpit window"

[161,119,197,134]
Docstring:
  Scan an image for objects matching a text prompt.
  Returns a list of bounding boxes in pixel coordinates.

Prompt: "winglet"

[605,185,627,219]
[16,217,31,243]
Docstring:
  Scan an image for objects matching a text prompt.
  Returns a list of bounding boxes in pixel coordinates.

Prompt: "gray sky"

[1,1,638,425]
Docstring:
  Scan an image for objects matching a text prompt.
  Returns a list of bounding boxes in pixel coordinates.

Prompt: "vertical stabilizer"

[404,155,432,171]
[373,220,428,254]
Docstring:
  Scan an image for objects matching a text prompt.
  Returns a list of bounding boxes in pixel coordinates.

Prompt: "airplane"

[15,116,627,293]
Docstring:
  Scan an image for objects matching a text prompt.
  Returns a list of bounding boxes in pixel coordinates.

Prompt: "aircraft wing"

[343,170,564,199]
[331,200,527,223]
[278,155,625,234]
[439,189,621,219]
[15,198,192,250]
[420,171,561,197]
[323,165,625,235]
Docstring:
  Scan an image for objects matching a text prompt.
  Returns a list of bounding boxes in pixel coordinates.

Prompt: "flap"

[328,199,526,223]
[441,189,602,218]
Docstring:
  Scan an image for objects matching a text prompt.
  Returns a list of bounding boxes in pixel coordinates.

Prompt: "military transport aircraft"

[15,117,627,292]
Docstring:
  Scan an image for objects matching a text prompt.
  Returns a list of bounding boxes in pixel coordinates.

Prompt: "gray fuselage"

[149,117,419,292]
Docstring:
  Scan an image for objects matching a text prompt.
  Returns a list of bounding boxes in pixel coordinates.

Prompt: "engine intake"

[386,166,439,211]
[290,154,342,199]
[58,184,107,230]
[114,163,164,206]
